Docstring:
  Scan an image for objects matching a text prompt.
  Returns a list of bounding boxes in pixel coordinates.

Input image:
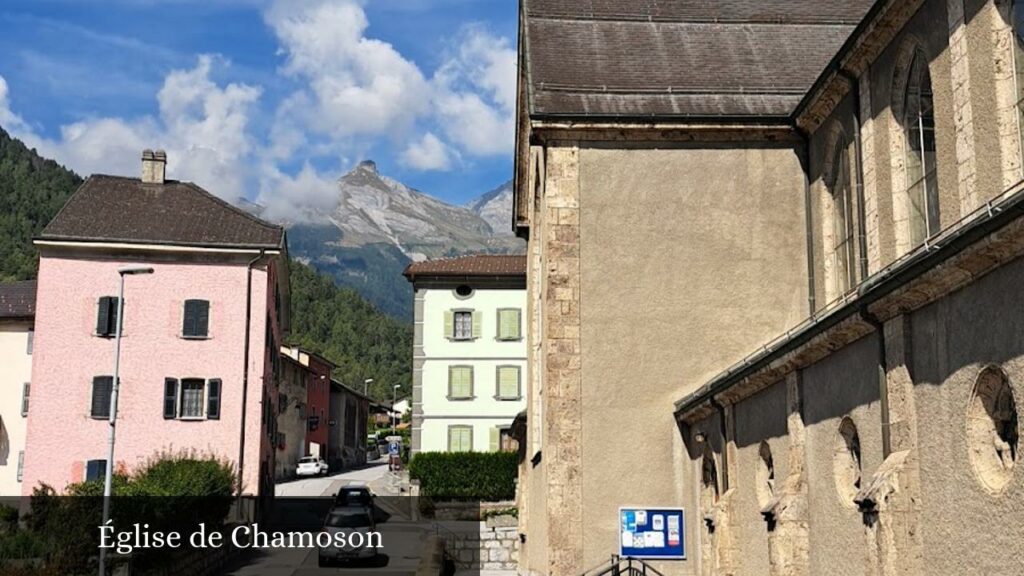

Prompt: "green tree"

[0,125,82,281]
[287,260,412,402]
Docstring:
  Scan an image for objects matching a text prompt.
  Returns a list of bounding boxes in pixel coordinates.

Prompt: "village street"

[219,460,429,576]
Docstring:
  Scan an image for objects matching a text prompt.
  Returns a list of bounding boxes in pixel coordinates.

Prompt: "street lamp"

[99,266,153,576]
[392,385,401,436]
[364,378,373,396]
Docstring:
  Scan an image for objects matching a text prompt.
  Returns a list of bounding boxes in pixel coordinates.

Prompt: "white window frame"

[178,378,207,420]
[453,309,474,341]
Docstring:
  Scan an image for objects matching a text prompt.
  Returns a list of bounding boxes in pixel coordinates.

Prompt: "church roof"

[522,0,878,119]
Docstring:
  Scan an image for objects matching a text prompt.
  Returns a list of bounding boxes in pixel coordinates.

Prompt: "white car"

[318,507,378,566]
[296,456,329,477]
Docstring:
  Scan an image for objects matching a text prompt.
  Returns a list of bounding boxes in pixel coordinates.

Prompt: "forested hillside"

[0,126,82,281]
[286,259,412,401]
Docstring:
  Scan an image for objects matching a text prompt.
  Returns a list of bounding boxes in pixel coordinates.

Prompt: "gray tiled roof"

[0,280,36,319]
[39,175,284,249]
[524,0,877,118]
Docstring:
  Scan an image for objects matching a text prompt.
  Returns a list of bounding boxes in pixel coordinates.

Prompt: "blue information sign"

[619,507,685,559]
[388,442,400,456]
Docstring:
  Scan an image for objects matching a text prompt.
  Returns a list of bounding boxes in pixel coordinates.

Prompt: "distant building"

[0,281,35,496]
[277,346,335,479]
[22,150,289,502]
[328,380,371,469]
[403,255,526,455]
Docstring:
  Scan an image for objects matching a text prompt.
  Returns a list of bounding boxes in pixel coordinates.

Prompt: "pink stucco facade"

[21,249,283,497]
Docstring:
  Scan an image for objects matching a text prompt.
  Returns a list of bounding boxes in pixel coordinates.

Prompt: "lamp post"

[392,385,400,436]
[99,266,153,576]
[364,378,373,396]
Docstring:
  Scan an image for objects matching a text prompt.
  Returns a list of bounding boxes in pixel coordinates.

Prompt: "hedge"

[409,452,518,501]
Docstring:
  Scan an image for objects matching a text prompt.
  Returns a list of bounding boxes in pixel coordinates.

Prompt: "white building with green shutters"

[403,255,527,455]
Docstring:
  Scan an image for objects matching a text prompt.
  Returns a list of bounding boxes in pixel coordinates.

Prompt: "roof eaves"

[790,0,890,125]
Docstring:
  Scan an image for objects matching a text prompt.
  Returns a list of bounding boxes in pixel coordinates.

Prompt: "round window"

[454,285,474,298]
[967,366,1018,494]
[834,417,862,507]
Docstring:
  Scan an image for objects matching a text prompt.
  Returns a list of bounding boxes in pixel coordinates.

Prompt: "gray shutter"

[21,383,29,416]
[183,300,197,336]
[197,300,210,336]
[163,378,178,419]
[183,300,210,337]
[96,297,112,335]
[91,376,113,418]
[207,379,222,420]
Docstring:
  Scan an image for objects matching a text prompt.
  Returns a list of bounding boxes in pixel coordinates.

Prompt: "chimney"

[141,149,167,184]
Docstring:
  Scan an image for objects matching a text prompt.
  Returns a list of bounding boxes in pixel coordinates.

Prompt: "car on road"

[296,456,329,477]
[318,507,378,566]
[334,483,375,509]
[366,443,380,461]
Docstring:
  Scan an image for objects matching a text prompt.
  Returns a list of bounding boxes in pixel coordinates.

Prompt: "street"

[218,459,430,576]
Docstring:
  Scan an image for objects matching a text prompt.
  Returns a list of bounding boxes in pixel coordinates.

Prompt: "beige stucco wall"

[800,334,882,576]
[577,144,809,572]
[909,255,1024,573]
[0,322,32,497]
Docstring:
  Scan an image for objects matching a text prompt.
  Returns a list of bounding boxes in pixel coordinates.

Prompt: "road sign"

[388,441,400,456]
[619,507,685,559]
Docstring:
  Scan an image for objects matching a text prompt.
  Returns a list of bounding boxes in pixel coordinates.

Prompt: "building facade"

[21,151,289,500]
[404,255,527,455]
[0,281,34,497]
[328,380,371,469]
[514,0,1024,575]
[277,346,335,479]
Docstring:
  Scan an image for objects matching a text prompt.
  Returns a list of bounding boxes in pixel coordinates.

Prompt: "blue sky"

[0,0,518,217]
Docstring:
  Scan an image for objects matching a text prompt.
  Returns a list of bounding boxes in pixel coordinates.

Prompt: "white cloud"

[3,56,261,200]
[265,0,516,170]
[266,0,429,138]
[0,76,32,136]
[400,132,454,171]
[257,162,340,224]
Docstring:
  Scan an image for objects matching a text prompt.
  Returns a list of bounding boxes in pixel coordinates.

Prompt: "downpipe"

[237,249,266,519]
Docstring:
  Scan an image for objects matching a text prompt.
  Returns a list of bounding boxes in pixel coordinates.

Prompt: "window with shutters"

[448,366,474,400]
[90,376,114,419]
[179,378,206,419]
[495,366,521,400]
[182,299,211,338]
[497,309,522,340]
[448,425,473,452]
[16,451,24,482]
[26,330,33,355]
[21,383,30,416]
[95,296,121,337]
[85,459,107,482]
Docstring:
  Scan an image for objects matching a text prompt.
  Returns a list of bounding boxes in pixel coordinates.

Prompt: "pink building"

[21,150,289,501]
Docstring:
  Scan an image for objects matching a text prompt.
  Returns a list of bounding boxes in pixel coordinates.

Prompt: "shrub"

[409,452,518,501]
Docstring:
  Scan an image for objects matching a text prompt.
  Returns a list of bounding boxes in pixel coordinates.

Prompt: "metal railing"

[581,555,668,576]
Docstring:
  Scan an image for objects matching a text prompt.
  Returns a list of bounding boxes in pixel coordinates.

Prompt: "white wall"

[0,323,32,496]
[417,285,526,452]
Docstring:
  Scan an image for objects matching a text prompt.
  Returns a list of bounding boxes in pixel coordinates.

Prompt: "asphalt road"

[217,460,428,576]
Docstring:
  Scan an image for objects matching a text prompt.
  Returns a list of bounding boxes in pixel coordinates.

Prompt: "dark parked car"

[335,483,374,509]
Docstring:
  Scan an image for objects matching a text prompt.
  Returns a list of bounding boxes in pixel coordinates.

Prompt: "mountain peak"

[356,159,378,174]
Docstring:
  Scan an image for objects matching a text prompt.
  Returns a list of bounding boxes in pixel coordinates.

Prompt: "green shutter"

[489,427,500,452]
[511,309,522,339]
[472,311,482,339]
[444,310,454,338]
[449,366,473,399]
[497,309,522,340]
[497,366,520,399]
